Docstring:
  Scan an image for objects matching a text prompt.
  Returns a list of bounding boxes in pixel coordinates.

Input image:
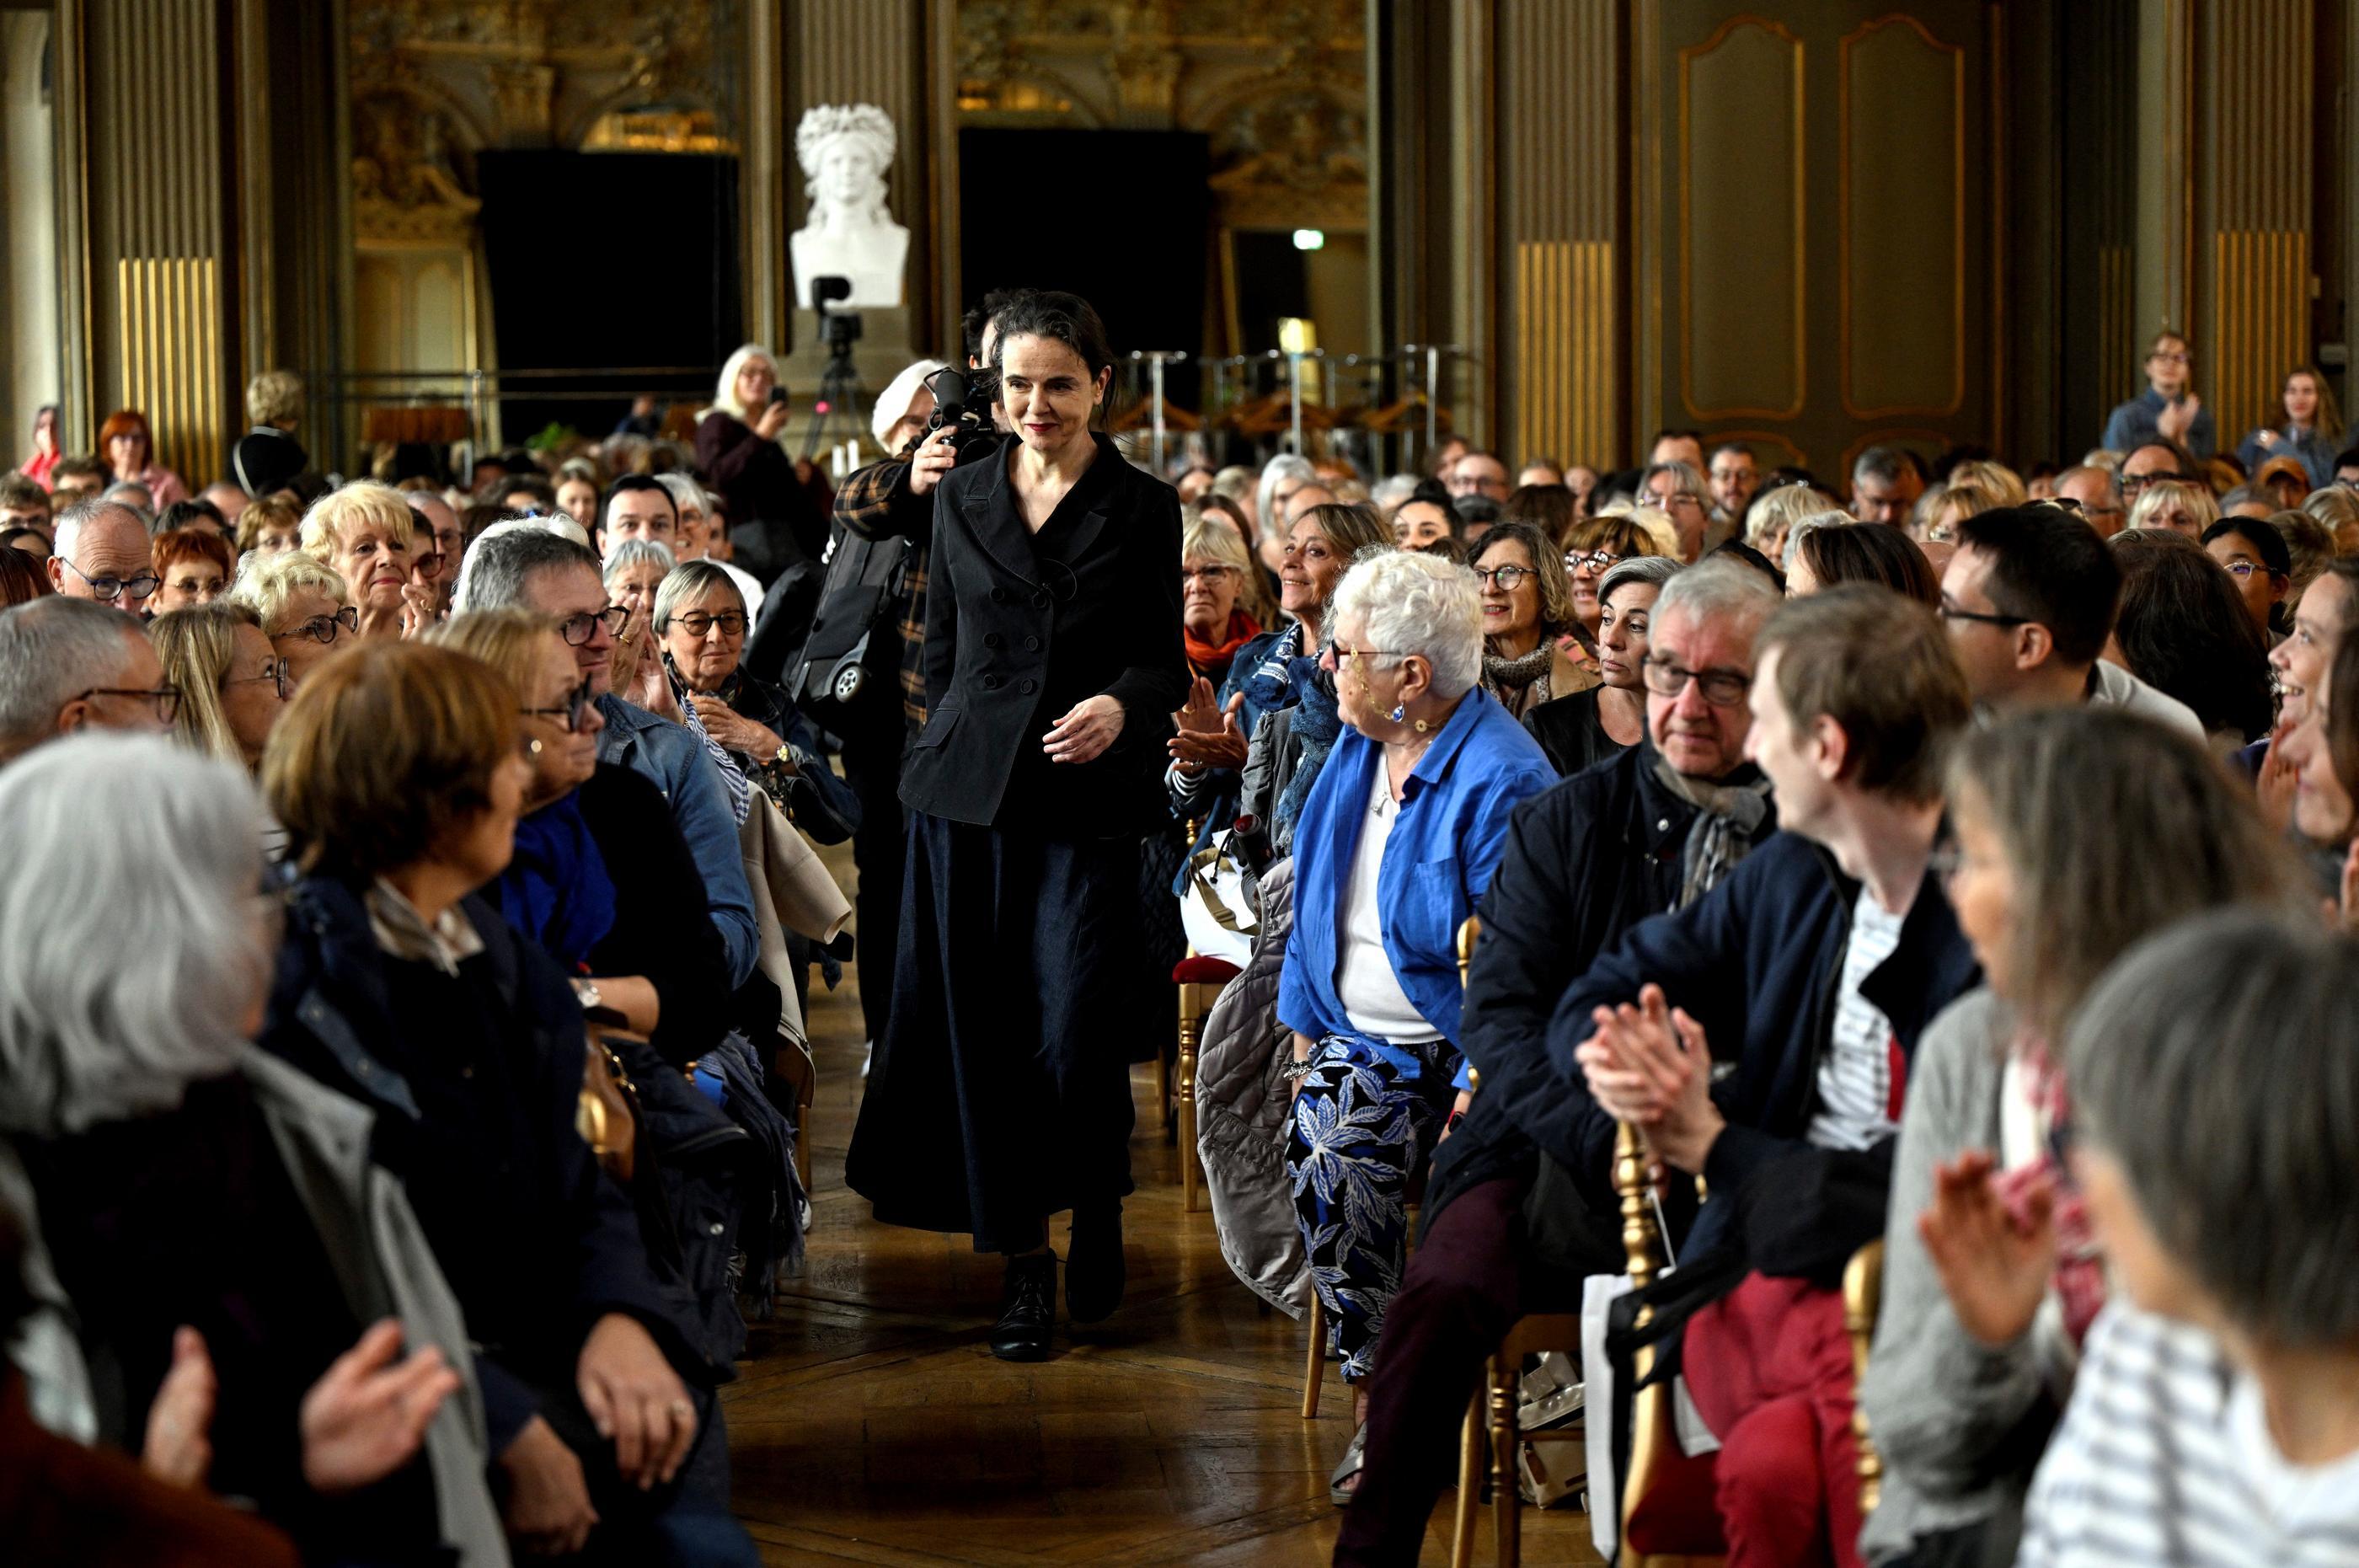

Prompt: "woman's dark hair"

[0,545,50,606]
[1500,483,1576,546]
[989,291,1115,390]
[1472,519,1577,634]
[156,498,227,537]
[2326,633,2359,832]
[1795,521,1939,606]
[2108,529,2276,744]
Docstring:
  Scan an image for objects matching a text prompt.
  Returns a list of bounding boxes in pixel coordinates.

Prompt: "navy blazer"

[899,431,1189,836]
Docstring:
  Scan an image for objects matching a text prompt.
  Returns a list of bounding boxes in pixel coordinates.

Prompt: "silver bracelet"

[1280,1057,1319,1081]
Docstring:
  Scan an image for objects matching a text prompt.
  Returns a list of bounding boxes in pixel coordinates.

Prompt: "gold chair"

[1173,951,1238,1215]
[1845,1239,1886,1517]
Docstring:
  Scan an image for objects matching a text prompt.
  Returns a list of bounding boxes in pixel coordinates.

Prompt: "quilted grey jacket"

[1192,856,1310,1317]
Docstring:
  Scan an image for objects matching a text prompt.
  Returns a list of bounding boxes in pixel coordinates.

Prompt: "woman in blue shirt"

[1276,549,1555,1501]
[2235,363,2344,490]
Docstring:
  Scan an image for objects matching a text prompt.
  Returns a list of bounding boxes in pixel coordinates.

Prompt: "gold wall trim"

[1677,14,1805,422]
[115,257,223,486]
[1837,13,1965,420]
[2212,230,2308,447]
[1516,240,1615,468]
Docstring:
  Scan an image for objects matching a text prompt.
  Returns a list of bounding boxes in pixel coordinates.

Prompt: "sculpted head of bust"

[796,103,896,229]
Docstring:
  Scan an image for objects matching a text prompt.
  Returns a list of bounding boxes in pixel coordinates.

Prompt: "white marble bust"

[790,103,908,309]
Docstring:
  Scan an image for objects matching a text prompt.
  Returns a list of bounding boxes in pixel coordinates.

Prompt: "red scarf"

[1185,611,1261,681]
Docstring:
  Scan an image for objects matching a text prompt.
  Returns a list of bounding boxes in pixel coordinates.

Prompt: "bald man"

[46,500,156,615]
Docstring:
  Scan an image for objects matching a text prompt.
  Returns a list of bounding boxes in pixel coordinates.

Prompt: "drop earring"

[1388,704,1406,725]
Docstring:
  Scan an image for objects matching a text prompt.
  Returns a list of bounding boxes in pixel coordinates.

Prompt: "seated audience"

[1861,709,2303,1568]
[2051,463,2128,536]
[2271,508,2335,613]
[1524,554,1680,775]
[1280,549,1554,1501]
[1640,459,1712,559]
[2105,529,2275,752]
[99,409,186,507]
[47,456,107,508]
[1850,445,1927,526]
[149,602,288,771]
[257,640,757,1564]
[1564,510,1661,636]
[1745,483,1842,565]
[1939,503,2204,738]
[596,474,682,562]
[1447,449,1510,503]
[2234,363,2340,488]
[657,473,765,621]
[2201,514,2293,638]
[1498,482,1576,549]
[1473,520,1591,719]
[2,474,54,540]
[229,549,355,693]
[149,527,236,613]
[1390,487,1457,550]
[0,733,495,1563]
[2014,910,2359,1565]
[2126,475,2218,538]
[0,596,175,763]
[1709,442,1763,543]
[1785,518,1940,603]
[1338,555,1785,1562]
[45,499,153,613]
[454,526,760,987]
[18,404,60,489]
[2103,330,2216,459]
[236,495,302,558]
[154,498,230,543]
[604,538,676,625]
[300,481,431,640]
[0,546,48,604]
[2305,482,2359,554]
[555,468,602,530]
[404,490,465,616]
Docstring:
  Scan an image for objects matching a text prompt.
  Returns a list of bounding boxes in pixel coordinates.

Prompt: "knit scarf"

[1483,642,1555,692]
[1652,756,1774,909]
[490,795,618,972]
[1185,610,1262,683]
[1272,641,1342,838]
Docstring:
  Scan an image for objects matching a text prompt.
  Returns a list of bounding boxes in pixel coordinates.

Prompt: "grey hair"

[2066,909,2359,1349]
[653,559,746,632]
[1331,549,1483,699]
[1653,554,1783,639]
[602,539,676,594]
[2056,463,2122,502]
[1640,458,1707,502]
[0,733,266,1136]
[1370,473,1419,516]
[1255,455,1317,545]
[655,473,709,516]
[1782,509,1859,570]
[51,498,147,565]
[1598,554,1682,607]
[0,597,144,763]
[1852,443,1922,486]
[452,524,602,614]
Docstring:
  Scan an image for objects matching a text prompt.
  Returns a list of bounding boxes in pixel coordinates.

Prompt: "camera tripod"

[800,318,869,461]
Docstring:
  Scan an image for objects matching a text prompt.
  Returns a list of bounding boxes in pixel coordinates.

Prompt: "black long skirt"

[845,811,1141,1253]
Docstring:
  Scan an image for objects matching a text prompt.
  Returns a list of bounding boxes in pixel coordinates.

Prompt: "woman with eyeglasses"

[1560,512,1661,645]
[653,559,858,843]
[149,527,237,613]
[1470,520,1591,721]
[1523,554,1682,775]
[227,549,356,693]
[150,602,292,773]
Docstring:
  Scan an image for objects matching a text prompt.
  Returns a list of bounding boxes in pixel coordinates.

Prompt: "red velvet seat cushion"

[1172,955,1242,986]
[1623,1448,1727,1556]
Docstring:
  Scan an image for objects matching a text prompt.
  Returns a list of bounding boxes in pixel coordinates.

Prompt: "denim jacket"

[1276,686,1555,1084]
[596,693,761,987]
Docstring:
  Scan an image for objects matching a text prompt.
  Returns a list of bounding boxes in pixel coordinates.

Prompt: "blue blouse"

[1276,685,1555,1083]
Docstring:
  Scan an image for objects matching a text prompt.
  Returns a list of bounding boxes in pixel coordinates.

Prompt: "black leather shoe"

[1065,1203,1126,1324]
[991,1255,1056,1361]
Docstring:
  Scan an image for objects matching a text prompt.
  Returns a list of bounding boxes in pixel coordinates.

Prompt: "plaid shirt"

[833,454,933,727]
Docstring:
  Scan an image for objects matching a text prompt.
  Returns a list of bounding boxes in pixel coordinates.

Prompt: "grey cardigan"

[1857,988,2063,1568]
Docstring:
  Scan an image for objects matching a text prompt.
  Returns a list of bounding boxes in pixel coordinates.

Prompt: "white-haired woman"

[1277,549,1556,1500]
[0,734,500,1564]
[299,479,435,640]
[695,343,826,583]
[228,548,354,693]
[656,470,765,618]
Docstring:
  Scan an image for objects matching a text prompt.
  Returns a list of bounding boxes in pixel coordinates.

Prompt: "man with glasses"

[1339,558,1786,1563]
[45,500,156,616]
[1641,458,1711,560]
[1939,503,2203,738]
[457,526,761,988]
[1706,441,1761,546]
[2053,463,2129,538]
[0,597,177,765]
[2117,437,2195,503]
[1849,444,1927,527]
[2104,329,2217,460]
[0,475,51,544]
[1445,450,1510,504]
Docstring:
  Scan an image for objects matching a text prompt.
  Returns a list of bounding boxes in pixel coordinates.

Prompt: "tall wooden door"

[1634,2,2001,480]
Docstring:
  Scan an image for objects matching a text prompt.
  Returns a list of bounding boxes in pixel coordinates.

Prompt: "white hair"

[1370,473,1420,516]
[655,473,709,516]
[0,598,145,762]
[1254,455,1317,546]
[0,734,267,1136]
[51,498,146,566]
[872,359,947,452]
[1332,549,1484,700]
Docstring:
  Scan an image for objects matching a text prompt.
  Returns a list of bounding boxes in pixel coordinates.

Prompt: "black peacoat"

[898,431,1189,838]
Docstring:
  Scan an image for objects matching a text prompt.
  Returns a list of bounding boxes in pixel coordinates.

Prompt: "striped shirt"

[1805,885,1903,1150]
[2019,1303,2359,1568]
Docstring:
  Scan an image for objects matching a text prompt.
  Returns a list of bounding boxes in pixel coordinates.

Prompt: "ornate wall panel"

[1677,18,1803,421]
[2200,0,2313,445]
[1839,16,1962,418]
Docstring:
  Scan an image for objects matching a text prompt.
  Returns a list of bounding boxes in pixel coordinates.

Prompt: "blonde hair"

[1180,508,1276,629]
[430,607,565,696]
[244,369,303,429]
[1945,459,2028,507]
[704,343,778,425]
[151,602,265,765]
[299,479,414,563]
[227,548,350,634]
[1743,484,1841,553]
[2128,479,2221,536]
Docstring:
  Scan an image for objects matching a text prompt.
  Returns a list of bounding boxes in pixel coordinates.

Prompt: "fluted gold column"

[2198,0,2313,446]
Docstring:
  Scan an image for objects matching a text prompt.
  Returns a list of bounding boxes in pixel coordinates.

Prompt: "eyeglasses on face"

[59,558,161,602]
[73,685,180,724]
[1179,565,1235,586]
[1470,565,1535,591]
[1639,656,1750,706]
[671,611,748,640]
[275,606,361,645]
[1937,596,2032,629]
[559,605,632,645]
[1568,549,1623,574]
[411,549,449,579]
[521,677,596,734]
[224,656,293,702]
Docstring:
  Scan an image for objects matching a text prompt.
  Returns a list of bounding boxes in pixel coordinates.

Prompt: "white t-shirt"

[1806,886,1904,1150]
[1335,767,1438,1044]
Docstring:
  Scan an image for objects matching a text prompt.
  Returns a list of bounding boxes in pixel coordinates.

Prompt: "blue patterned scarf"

[490,795,618,972]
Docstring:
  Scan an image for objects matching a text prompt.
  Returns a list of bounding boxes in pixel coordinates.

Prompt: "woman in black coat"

[845,292,1188,1360]
[693,344,829,584]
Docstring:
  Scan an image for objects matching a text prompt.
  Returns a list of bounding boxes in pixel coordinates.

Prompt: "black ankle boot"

[1065,1202,1126,1324]
[991,1254,1056,1361]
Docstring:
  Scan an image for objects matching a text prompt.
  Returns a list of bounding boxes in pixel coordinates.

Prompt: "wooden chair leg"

[1450,1387,1481,1568]
[1177,993,1205,1213]
[1156,1032,1174,1134]
[1301,1294,1326,1419]
[1489,1352,1521,1568]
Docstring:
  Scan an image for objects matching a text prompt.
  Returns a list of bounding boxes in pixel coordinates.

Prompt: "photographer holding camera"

[695,343,830,587]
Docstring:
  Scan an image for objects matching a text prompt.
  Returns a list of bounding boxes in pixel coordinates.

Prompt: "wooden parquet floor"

[725,846,1603,1566]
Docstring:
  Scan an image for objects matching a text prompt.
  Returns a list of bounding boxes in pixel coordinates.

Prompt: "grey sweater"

[1857,987,2065,1567]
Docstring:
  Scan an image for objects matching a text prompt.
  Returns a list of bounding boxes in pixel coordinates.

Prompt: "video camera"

[923,366,998,460]
[813,274,862,355]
